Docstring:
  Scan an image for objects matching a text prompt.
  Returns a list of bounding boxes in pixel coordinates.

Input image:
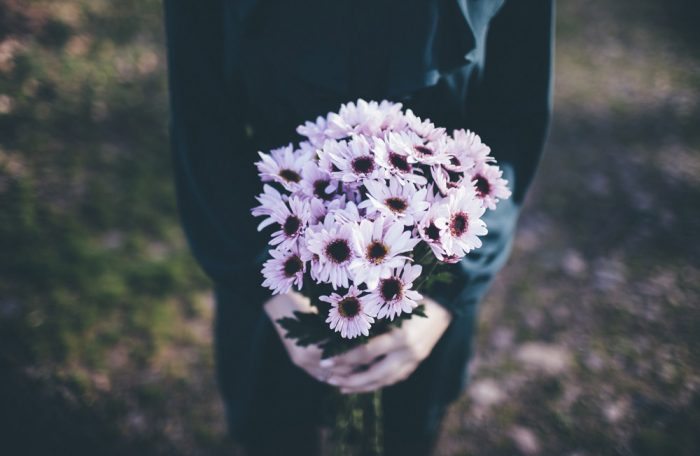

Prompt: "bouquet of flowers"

[251,99,511,358]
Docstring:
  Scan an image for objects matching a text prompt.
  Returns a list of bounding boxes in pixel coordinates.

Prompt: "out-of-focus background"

[1,1,698,455]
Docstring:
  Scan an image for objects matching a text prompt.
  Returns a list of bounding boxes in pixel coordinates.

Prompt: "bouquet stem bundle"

[324,391,383,456]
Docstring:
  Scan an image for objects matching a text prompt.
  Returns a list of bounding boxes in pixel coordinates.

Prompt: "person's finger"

[342,361,418,394]
[292,358,332,382]
[324,362,356,376]
[325,332,401,369]
[323,352,388,378]
[329,350,406,390]
[310,368,333,383]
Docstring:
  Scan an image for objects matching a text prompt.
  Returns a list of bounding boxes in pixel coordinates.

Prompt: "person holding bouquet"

[164,1,554,455]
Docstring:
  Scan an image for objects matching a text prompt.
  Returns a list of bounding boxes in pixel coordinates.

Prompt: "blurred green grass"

[0,2,220,454]
[1,1,699,455]
[0,0,209,364]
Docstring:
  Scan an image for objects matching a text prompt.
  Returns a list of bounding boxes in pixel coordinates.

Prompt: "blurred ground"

[0,1,698,455]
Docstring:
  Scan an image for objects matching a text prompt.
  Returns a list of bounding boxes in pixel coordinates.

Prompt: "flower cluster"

[252,99,511,339]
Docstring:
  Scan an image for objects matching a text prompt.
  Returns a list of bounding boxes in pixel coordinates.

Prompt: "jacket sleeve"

[164,1,269,305]
[428,0,555,318]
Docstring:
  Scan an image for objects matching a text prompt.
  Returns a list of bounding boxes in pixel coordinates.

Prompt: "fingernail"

[320,359,334,367]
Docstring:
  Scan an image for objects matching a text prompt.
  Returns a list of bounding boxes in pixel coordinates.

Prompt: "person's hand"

[263,291,331,382]
[322,297,453,394]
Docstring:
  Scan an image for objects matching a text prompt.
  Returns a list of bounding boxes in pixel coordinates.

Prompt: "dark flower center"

[325,239,351,264]
[283,215,301,236]
[351,156,375,174]
[388,152,411,172]
[475,174,491,197]
[414,144,433,156]
[313,179,333,200]
[279,169,301,183]
[283,255,303,277]
[366,241,389,264]
[338,296,361,318]
[380,277,403,301]
[385,197,408,213]
[424,222,441,241]
[450,212,469,237]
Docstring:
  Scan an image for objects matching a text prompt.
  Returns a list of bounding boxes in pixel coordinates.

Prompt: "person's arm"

[164,1,268,305]
[325,0,555,392]
[165,4,363,384]
[428,0,555,319]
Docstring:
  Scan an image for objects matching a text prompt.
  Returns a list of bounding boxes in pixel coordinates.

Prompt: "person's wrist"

[263,293,285,319]
[422,295,453,329]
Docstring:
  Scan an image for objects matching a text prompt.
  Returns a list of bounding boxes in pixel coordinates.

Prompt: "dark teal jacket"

[164,0,553,317]
[164,0,554,439]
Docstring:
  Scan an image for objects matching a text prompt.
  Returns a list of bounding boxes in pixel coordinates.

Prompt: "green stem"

[415,259,439,293]
[330,391,383,456]
[414,243,435,266]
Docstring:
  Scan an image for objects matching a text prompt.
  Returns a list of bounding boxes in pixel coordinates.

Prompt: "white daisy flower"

[416,201,451,261]
[309,197,330,226]
[431,164,469,196]
[321,286,375,339]
[300,161,341,202]
[296,115,329,148]
[324,112,354,140]
[326,99,404,138]
[349,217,419,290]
[450,129,493,168]
[314,139,338,174]
[251,184,288,230]
[360,177,429,226]
[365,263,423,321]
[373,134,427,186]
[373,99,407,133]
[299,140,321,161]
[436,186,487,258]
[255,143,311,191]
[333,200,362,224]
[309,195,348,226]
[380,129,450,168]
[469,163,512,210]
[324,135,384,183]
[404,108,447,142]
[265,196,311,251]
[306,213,356,289]
[261,247,305,295]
